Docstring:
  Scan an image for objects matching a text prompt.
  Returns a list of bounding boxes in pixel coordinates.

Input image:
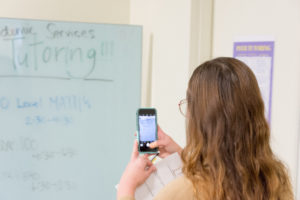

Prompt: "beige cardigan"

[118,176,195,200]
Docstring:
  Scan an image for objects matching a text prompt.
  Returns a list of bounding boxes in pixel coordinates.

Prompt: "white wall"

[130,0,192,146]
[212,0,300,194]
[0,0,130,24]
[130,0,213,147]
[131,0,300,195]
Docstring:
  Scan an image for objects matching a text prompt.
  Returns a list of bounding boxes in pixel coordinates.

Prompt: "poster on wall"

[233,39,274,122]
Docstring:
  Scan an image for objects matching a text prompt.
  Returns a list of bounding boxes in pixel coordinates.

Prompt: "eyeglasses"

[178,99,187,116]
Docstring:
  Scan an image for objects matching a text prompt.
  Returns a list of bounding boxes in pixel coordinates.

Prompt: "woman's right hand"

[150,126,182,158]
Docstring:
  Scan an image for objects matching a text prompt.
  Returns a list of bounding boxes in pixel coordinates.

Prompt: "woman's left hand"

[117,140,156,198]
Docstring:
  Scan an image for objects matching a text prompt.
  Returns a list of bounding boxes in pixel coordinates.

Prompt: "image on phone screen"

[138,113,157,152]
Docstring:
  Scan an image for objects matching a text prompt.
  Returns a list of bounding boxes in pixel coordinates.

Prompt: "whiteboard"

[0,18,142,200]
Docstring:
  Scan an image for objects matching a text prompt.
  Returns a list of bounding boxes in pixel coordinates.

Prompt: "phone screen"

[138,109,158,152]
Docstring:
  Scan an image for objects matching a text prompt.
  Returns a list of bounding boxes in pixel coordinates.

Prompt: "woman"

[117,57,293,200]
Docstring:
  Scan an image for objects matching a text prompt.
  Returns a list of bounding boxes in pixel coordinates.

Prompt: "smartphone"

[136,108,158,153]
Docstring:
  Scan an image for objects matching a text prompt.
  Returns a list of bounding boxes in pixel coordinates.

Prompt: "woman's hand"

[117,140,156,199]
[150,126,183,158]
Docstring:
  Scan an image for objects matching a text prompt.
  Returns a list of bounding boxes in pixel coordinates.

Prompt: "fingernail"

[150,142,156,147]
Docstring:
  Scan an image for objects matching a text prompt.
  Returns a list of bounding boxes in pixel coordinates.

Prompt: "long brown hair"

[181,57,293,200]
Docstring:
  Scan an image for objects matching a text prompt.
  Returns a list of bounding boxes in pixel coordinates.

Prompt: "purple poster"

[233,41,274,122]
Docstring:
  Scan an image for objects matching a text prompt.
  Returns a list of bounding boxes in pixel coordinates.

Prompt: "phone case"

[136,108,158,154]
